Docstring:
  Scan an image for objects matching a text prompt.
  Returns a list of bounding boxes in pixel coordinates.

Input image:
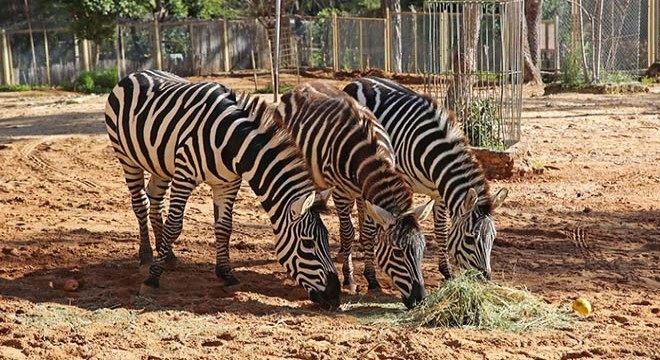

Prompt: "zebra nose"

[309,273,341,309]
[403,281,426,309]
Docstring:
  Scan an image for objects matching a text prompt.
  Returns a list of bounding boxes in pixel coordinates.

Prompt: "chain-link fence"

[557,0,642,81]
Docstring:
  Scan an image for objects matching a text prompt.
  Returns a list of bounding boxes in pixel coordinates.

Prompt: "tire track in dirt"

[19,137,101,190]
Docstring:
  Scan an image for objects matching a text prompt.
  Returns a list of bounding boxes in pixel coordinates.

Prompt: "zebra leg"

[212,179,242,287]
[122,164,152,265]
[146,175,176,269]
[143,175,196,289]
[333,192,357,292]
[357,198,381,291]
[434,199,454,280]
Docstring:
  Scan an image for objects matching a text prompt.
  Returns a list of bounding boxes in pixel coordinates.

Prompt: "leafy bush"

[0,84,47,92]
[600,71,635,84]
[561,48,585,87]
[462,97,505,150]
[74,68,118,94]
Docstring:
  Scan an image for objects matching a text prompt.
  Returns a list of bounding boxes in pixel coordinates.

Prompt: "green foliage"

[463,97,505,150]
[0,84,49,92]
[254,83,294,94]
[561,48,585,87]
[600,71,635,84]
[74,68,118,93]
[542,0,561,19]
[640,76,658,84]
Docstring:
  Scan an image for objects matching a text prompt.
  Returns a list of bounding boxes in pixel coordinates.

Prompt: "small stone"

[582,207,592,214]
[1,248,18,256]
[611,315,629,324]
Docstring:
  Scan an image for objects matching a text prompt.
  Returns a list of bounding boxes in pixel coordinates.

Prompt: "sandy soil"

[0,75,658,359]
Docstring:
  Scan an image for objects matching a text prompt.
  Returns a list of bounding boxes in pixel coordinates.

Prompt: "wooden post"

[223,19,230,73]
[358,20,364,70]
[251,49,258,91]
[120,25,126,77]
[114,25,121,80]
[412,10,418,73]
[332,13,338,71]
[1,30,12,85]
[189,22,195,75]
[649,0,657,66]
[81,39,91,72]
[43,30,51,85]
[153,19,163,71]
[384,8,390,73]
[308,21,313,66]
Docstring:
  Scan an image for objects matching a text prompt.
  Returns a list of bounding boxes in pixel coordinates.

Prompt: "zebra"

[272,82,434,309]
[344,77,508,280]
[104,70,340,308]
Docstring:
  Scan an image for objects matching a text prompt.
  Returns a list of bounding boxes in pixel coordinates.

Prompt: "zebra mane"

[363,77,493,213]
[238,94,318,194]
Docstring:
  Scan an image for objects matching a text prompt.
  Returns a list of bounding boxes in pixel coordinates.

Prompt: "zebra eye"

[302,239,315,248]
[393,249,404,258]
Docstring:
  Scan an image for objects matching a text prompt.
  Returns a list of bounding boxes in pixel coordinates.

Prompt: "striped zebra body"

[104,70,339,308]
[274,82,433,308]
[344,77,508,280]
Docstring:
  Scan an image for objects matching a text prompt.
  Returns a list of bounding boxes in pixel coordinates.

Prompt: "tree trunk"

[523,0,543,84]
[446,3,481,116]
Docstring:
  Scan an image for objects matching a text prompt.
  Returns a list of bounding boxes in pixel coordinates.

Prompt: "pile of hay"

[401,270,569,332]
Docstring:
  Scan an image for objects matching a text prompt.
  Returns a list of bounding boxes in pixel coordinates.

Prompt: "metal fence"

[1,5,653,87]
[557,0,643,77]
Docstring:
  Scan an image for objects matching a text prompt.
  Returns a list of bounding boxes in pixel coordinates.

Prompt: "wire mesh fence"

[556,0,642,82]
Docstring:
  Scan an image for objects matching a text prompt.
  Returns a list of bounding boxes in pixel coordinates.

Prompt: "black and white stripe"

[104,70,340,308]
[344,77,508,280]
[274,82,433,308]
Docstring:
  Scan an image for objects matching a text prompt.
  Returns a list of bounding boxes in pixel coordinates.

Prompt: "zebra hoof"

[366,281,382,293]
[139,252,153,266]
[222,276,240,289]
[139,278,160,296]
[343,282,358,294]
[163,254,178,271]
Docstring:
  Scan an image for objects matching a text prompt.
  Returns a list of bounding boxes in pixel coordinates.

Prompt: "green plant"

[0,84,48,92]
[561,47,585,87]
[462,97,505,149]
[600,71,634,84]
[74,68,118,94]
[640,76,657,84]
[253,83,294,94]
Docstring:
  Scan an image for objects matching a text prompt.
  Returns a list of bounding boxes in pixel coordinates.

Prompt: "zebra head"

[366,200,434,309]
[448,187,508,280]
[278,190,340,309]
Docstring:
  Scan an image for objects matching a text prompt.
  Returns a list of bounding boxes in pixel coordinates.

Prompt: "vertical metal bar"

[189,22,195,75]
[359,20,364,70]
[332,13,338,71]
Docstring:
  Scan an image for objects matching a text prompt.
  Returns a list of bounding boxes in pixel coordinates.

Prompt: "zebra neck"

[358,164,411,214]
[233,131,314,233]
[433,144,490,218]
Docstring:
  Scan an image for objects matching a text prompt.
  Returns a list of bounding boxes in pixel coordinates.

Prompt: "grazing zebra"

[344,77,508,280]
[272,82,433,309]
[104,70,340,308]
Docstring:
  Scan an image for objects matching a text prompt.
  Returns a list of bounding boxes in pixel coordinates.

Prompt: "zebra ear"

[290,191,316,218]
[491,188,508,210]
[317,187,334,203]
[412,200,434,221]
[462,188,478,215]
[364,201,396,230]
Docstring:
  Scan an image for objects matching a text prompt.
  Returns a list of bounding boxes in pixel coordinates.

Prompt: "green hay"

[401,270,570,332]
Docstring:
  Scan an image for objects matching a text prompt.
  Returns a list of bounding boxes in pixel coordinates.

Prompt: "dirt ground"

[0,74,658,359]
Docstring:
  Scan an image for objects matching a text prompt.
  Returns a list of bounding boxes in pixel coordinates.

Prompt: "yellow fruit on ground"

[572,297,592,316]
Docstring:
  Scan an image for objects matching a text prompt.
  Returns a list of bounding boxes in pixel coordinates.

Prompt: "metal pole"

[223,19,230,73]
[273,0,281,102]
[1,30,12,85]
[153,19,163,71]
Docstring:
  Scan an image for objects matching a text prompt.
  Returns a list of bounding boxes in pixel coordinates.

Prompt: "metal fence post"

[189,22,195,74]
[359,20,364,70]
[649,0,658,66]
[384,8,390,73]
[153,19,163,71]
[1,29,12,85]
